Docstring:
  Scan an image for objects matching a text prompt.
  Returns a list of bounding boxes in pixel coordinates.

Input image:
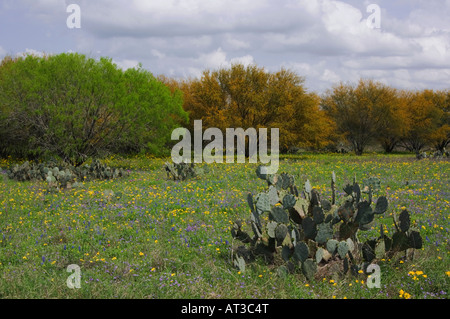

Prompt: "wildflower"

[112,257,117,261]
[446,271,450,277]
[399,289,411,299]
[139,252,144,256]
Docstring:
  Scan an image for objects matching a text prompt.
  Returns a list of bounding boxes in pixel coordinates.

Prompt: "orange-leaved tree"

[398,89,443,154]
[162,63,333,153]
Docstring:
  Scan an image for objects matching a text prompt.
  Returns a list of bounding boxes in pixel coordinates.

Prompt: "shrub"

[0,53,188,165]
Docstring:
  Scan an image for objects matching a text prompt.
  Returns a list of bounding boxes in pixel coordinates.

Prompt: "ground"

[0,153,448,299]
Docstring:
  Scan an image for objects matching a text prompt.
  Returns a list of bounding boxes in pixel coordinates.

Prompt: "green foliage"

[231,167,423,281]
[0,53,188,165]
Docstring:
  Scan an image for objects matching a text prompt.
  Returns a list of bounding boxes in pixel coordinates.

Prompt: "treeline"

[161,64,449,156]
[0,53,449,165]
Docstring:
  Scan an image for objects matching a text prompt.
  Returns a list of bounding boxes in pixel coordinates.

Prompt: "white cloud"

[224,34,251,50]
[321,69,341,84]
[2,0,450,92]
[16,48,47,57]
[195,48,255,71]
[0,46,6,58]
[230,55,255,67]
[114,59,140,70]
[198,47,228,70]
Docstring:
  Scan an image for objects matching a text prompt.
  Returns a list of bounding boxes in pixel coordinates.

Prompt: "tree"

[0,53,187,165]
[321,79,399,155]
[398,89,442,154]
[169,63,332,153]
[375,91,407,153]
[423,89,450,152]
[0,55,28,158]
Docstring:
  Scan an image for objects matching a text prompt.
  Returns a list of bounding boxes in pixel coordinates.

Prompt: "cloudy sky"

[1,0,449,93]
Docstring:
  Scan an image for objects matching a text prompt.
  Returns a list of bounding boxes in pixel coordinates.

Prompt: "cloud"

[196,47,255,70]
[114,58,140,70]
[0,46,6,58]
[2,0,450,92]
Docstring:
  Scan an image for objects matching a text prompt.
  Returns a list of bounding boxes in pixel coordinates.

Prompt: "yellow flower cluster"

[408,270,427,280]
[399,289,411,299]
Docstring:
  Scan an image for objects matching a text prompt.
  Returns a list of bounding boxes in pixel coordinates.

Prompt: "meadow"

[0,153,448,299]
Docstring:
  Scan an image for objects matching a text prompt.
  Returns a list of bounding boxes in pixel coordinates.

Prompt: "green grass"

[0,153,448,299]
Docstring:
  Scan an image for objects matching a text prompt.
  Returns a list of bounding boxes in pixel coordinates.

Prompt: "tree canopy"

[0,53,187,165]
[162,63,334,153]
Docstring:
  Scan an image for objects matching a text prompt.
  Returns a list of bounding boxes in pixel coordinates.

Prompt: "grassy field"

[0,153,448,299]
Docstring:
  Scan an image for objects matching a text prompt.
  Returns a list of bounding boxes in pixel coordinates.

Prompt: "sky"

[0,0,449,93]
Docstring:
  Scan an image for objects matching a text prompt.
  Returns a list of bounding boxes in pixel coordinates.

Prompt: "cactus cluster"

[164,161,205,181]
[416,149,449,160]
[231,167,423,281]
[7,159,128,190]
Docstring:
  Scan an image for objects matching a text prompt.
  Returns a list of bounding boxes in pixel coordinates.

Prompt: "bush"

[0,53,188,165]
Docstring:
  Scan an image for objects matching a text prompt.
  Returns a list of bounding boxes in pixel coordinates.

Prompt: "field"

[0,153,449,299]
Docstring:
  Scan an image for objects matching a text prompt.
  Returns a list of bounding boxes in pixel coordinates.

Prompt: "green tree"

[0,53,187,165]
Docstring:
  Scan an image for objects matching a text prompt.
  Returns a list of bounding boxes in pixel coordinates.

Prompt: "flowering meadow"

[0,154,448,299]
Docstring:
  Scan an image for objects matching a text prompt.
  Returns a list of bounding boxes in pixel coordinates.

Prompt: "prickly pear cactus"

[6,159,129,190]
[164,161,204,181]
[231,166,423,281]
